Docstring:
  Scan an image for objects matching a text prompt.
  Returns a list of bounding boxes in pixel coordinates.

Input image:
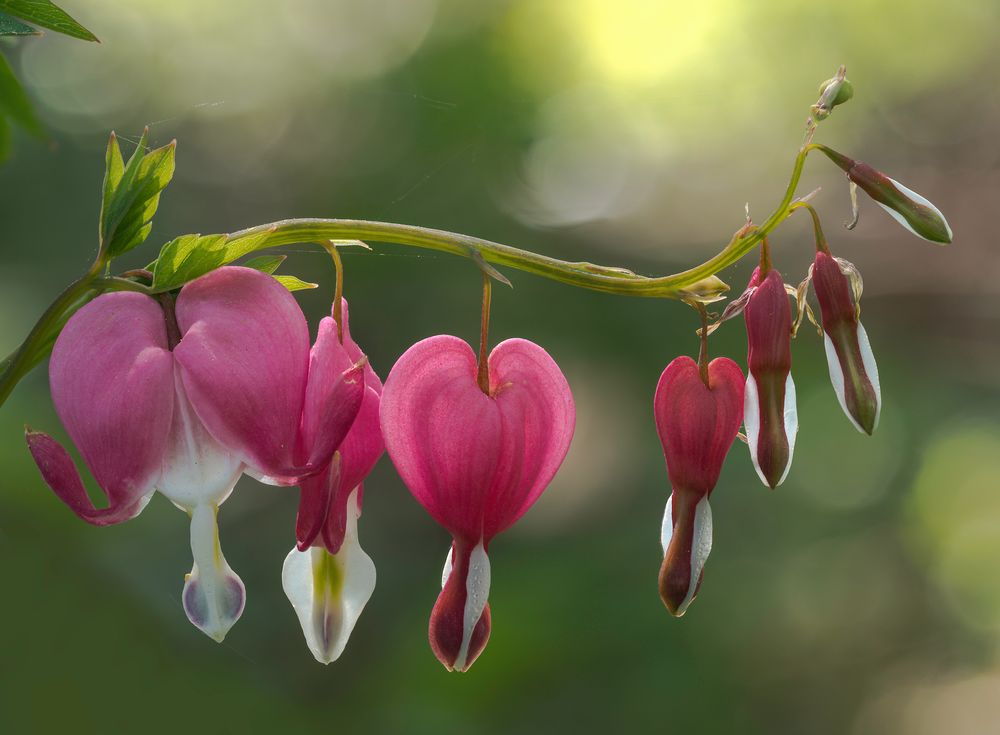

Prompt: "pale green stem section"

[201,143,816,299]
[0,145,817,410]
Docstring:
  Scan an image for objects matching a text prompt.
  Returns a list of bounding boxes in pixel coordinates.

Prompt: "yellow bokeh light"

[566,0,730,87]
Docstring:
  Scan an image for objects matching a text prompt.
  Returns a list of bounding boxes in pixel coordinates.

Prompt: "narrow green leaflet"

[100,132,125,226]
[0,0,97,41]
[241,254,316,292]
[0,52,42,135]
[242,254,287,275]
[0,10,39,34]
[274,275,318,292]
[100,129,177,259]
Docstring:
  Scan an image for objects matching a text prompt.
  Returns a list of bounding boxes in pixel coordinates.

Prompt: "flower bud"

[819,147,952,244]
[743,267,798,488]
[812,69,854,121]
[811,252,881,434]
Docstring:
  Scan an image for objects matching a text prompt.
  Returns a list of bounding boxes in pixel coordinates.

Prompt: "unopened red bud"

[743,268,798,488]
[811,253,881,434]
[818,147,952,244]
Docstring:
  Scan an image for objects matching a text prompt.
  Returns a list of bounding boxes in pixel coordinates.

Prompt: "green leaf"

[0,116,10,161]
[0,0,97,41]
[152,228,279,291]
[242,254,287,275]
[0,51,42,135]
[0,10,39,34]
[274,275,318,292]
[100,129,177,259]
[100,131,124,225]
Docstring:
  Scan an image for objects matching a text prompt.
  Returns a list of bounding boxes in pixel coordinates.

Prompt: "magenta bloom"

[26,266,365,641]
[654,356,744,616]
[743,266,798,488]
[281,299,384,664]
[811,252,881,434]
[380,336,575,671]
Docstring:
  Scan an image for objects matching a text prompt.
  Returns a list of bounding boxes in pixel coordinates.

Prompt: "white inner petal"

[660,494,674,555]
[743,374,766,486]
[281,487,376,665]
[823,332,861,433]
[778,372,798,487]
[441,546,454,589]
[675,496,713,617]
[886,177,953,242]
[857,322,882,432]
[158,371,243,509]
[182,503,245,642]
[450,540,491,673]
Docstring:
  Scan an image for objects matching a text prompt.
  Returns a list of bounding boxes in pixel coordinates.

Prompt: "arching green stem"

[0,145,819,410]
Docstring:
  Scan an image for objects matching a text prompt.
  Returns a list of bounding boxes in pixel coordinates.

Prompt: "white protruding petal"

[876,177,953,243]
[778,372,798,487]
[675,496,713,617]
[823,332,857,432]
[660,494,674,555]
[449,540,491,673]
[823,325,881,434]
[441,546,454,589]
[182,503,246,642]
[158,372,243,509]
[743,374,766,486]
[282,487,376,664]
[857,322,881,431]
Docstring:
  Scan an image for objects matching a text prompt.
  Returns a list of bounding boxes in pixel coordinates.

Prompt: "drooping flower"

[26,266,365,641]
[281,299,384,664]
[810,252,881,434]
[744,265,798,488]
[380,336,575,672]
[654,355,744,616]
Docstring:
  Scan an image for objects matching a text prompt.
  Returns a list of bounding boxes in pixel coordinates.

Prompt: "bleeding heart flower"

[282,299,383,664]
[380,335,575,672]
[744,266,798,488]
[810,252,881,435]
[26,266,364,641]
[654,355,744,616]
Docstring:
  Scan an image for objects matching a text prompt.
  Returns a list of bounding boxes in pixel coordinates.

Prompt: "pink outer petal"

[654,356,745,497]
[26,431,150,525]
[37,291,175,523]
[381,335,501,540]
[295,300,384,553]
[291,315,367,484]
[380,335,574,543]
[483,338,576,540]
[340,299,382,396]
[173,266,313,479]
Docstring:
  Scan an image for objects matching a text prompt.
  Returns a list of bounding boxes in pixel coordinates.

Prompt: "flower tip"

[429,541,492,672]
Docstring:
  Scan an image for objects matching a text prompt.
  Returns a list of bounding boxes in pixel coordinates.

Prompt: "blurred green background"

[2,1,999,733]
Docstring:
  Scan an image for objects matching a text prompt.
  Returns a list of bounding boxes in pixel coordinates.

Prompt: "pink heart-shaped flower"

[380,335,574,671]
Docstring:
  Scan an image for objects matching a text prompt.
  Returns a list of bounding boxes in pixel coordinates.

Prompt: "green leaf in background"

[100,129,176,259]
[0,0,97,41]
[273,274,318,292]
[242,254,287,275]
[0,51,42,136]
[0,116,10,160]
[0,10,39,34]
